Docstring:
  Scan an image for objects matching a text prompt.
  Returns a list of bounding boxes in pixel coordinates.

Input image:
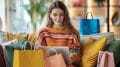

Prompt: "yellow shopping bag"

[13,49,45,67]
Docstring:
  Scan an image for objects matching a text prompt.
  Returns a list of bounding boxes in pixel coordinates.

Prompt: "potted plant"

[24,0,53,33]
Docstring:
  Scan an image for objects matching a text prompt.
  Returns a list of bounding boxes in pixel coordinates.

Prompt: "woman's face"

[50,8,64,26]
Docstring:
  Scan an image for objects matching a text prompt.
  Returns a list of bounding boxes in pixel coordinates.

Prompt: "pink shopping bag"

[46,49,66,67]
[97,51,115,67]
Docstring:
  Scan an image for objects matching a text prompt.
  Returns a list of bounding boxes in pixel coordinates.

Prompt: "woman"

[37,1,81,66]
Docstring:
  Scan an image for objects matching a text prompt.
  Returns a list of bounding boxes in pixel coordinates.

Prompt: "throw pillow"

[7,33,27,41]
[82,37,96,53]
[27,34,36,45]
[81,36,107,67]
[0,31,7,44]
[80,32,115,44]
[105,40,120,67]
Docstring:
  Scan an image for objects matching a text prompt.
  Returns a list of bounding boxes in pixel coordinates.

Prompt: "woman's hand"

[69,53,80,64]
[68,64,75,67]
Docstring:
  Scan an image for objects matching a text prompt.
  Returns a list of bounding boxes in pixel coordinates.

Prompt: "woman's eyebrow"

[53,13,57,15]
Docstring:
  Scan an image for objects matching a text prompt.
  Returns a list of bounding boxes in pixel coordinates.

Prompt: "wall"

[0,0,6,31]
[68,0,120,38]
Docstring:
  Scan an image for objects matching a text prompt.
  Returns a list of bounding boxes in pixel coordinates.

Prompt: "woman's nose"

[56,16,61,20]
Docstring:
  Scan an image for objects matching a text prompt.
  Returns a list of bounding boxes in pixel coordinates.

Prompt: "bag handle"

[97,51,104,67]
[22,41,33,50]
[48,49,57,56]
[85,12,93,19]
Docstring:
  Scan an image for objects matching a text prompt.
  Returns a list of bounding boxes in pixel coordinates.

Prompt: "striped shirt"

[37,27,81,66]
[37,27,80,50]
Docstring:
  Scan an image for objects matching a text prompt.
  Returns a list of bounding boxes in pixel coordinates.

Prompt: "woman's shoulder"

[36,27,49,36]
[38,27,50,33]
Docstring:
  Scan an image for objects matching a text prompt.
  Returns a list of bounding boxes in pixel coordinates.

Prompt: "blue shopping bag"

[80,12,100,35]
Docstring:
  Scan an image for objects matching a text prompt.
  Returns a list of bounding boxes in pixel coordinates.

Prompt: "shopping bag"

[0,45,6,67]
[46,49,66,67]
[80,12,100,35]
[13,48,45,67]
[105,40,120,67]
[5,38,31,67]
[97,51,115,67]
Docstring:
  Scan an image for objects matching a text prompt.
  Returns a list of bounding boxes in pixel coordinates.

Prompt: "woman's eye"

[60,14,64,16]
[53,13,57,16]
[59,13,64,16]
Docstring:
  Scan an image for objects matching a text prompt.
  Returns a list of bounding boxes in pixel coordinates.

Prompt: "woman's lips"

[57,21,62,23]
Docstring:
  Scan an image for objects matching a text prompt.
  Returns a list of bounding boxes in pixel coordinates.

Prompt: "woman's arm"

[69,33,81,66]
[36,28,47,46]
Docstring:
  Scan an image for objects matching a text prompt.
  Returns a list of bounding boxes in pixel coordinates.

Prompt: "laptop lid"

[35,46,71,65]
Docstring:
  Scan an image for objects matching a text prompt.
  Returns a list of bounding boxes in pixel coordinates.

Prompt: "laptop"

[35,46,71,65]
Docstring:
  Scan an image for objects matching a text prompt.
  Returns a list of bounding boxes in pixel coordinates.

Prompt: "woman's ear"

[49,13,52,19]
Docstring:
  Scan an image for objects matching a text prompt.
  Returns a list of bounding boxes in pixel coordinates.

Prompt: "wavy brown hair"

[47,1,79,35]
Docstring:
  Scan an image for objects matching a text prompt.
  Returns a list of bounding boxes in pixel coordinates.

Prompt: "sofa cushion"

[105,40,120,67]
[81,36,107,67]
[6,33,27,41]
[80,32,115,44]
[27,34,36,45]
[82,37,96,50]
[0,31,7,44]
